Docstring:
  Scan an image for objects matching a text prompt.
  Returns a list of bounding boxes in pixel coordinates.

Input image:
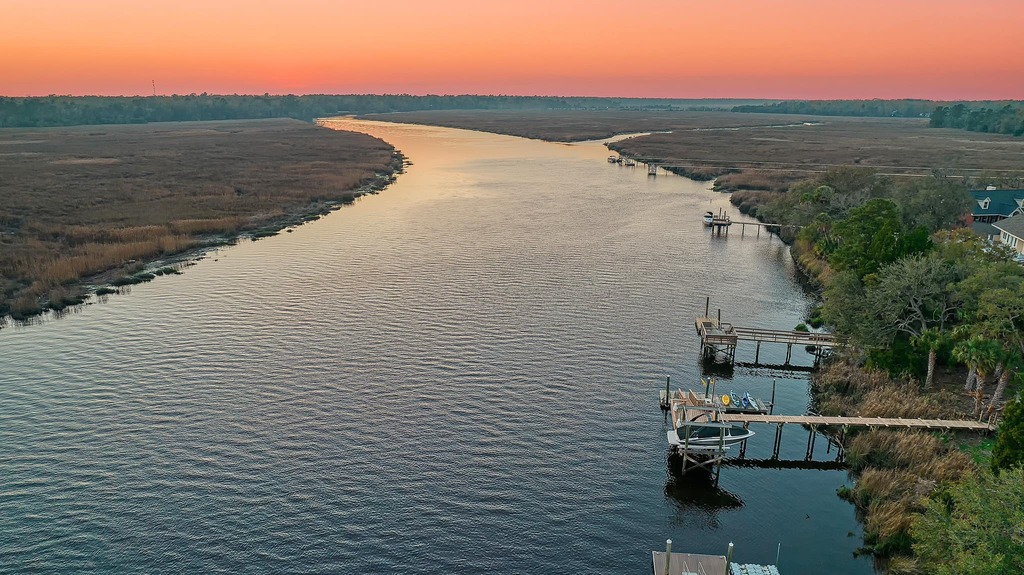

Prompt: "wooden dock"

[652,551,727,575]
[696,317,841,364]
[719,413,995,432]
[662,387,994,463]
[652,542,779,575]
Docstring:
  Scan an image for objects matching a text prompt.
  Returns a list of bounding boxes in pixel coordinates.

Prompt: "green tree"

[911,467,1024,575]
[952,334,1003,392]
[865,253,963,388]
[977,286,1024,411]
[992,395,1024,472]
[893,176,972,233]
[829,199,930,279]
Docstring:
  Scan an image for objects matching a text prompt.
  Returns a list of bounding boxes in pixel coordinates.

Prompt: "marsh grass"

[816,359,978,561]
[0,119,400,318]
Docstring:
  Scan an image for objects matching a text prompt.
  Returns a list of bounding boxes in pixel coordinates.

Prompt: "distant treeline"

[929,103,1024,136]
[0,95,766,128]
[732,99,946,117]
[732,99,1024,119]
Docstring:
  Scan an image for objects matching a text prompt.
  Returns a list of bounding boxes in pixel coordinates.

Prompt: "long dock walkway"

[718,413,995,432]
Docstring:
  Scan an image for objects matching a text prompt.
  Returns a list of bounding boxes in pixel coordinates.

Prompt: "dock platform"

[696,317,841,364]
[652,551,780,575]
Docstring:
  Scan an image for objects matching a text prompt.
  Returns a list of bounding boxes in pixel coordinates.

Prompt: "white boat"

[607,155,619,163]
[703,211,715,226]
[667,389,755,448]
[622,158,636,167]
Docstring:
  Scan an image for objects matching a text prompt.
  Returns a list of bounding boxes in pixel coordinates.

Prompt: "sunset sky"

[4,0,1023,99]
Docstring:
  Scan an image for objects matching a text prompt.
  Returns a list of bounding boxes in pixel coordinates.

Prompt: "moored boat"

[607,155,619,163]
[667,389,755,448]
[703,211,715,226]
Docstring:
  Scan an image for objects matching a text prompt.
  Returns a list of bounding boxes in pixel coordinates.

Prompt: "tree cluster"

[929,103,1024,136]
[732,99,955,118]
[745,168,1024,574]
[0,94,582,128]
[0,95,730,128]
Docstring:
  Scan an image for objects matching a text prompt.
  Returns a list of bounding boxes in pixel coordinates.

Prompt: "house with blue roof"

[968,188,1024,241]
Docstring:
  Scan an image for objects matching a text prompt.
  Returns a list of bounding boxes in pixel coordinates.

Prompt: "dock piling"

[664,539,672,575]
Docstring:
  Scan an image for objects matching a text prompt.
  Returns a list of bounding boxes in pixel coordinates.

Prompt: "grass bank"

[0,118,402,321]
[812,358,999,570]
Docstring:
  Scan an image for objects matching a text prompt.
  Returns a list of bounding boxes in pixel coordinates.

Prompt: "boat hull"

[667,426,754,448]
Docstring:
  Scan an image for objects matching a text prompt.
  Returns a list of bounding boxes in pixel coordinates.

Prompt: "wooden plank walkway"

[718,413,995,432]
[732,326,840,347]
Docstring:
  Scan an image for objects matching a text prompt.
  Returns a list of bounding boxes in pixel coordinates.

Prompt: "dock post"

[785,343,792,364]
[682,426,691,474]
[773,423,784,458]
[740,423,750,458]
[805,425,818,459]
[662,376,671,410]
[705,296,710,317]
[726,542,734,574]
[714,427,726,486]
[755,341,761,364]
[664,539,672,575]
[717,308,721,327]
[741,223,745,237]
[770,379,777,415]
[757,225,761,238]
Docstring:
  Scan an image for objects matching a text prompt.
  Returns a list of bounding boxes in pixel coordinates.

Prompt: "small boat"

[607,155,619,163]
[667,417,754,448]
[703,211,715,226]
[667,389,755,448]
[622,158,636,167]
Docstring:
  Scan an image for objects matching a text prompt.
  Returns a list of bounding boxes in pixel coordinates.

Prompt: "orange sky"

[3,0,1023,99]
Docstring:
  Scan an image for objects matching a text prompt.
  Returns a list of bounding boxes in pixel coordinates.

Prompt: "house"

[967,188,1024,241]
[993,213,1024,256]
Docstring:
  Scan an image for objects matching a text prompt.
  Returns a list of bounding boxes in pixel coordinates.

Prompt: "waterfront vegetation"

[0,119,401,320]
[730,167,1024,573]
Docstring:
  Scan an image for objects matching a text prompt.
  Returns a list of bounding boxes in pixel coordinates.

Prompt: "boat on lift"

[666,389,756,448]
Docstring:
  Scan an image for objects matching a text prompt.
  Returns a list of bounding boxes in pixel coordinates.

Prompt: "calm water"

[0,119,872,574]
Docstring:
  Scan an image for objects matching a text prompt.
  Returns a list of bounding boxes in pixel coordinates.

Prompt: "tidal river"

[0,119,873,574]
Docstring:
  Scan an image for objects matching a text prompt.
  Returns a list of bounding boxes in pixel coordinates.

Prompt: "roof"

[971,221,999,238]
[969,189,1024,217]
[993,213,1024,240]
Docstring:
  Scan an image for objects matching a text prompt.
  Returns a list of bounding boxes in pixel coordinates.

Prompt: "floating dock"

[652,541,780,575]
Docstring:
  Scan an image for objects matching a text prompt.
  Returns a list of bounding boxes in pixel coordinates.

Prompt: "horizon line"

[3,93,1023,103]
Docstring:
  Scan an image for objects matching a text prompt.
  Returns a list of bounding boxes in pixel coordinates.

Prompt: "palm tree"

[989,354,1021,415]
[913,328,944,390]
[952,335,999,392]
